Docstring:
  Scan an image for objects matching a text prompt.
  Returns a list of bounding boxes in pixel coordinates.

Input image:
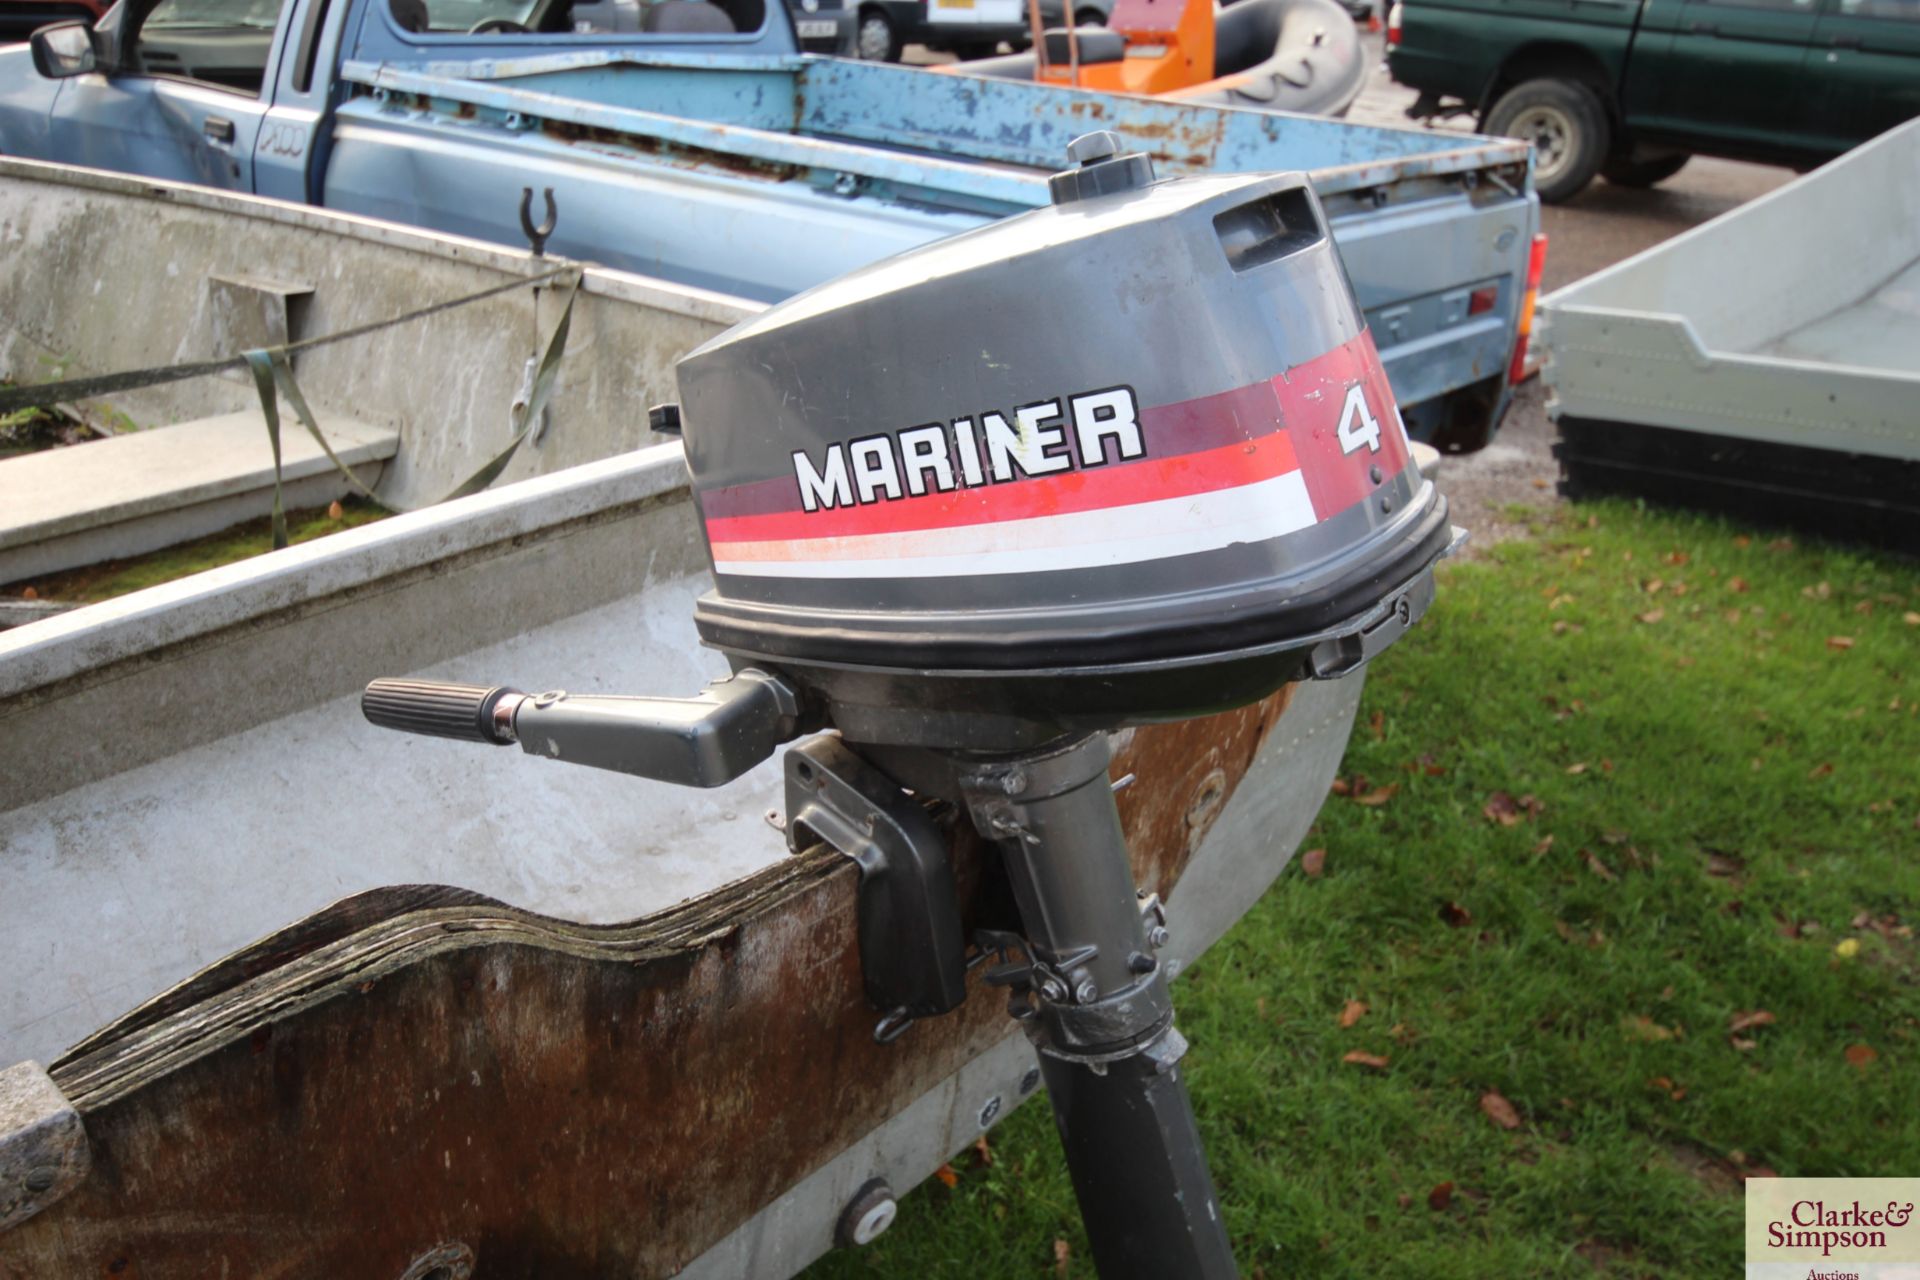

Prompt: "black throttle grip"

[362,679,522,744]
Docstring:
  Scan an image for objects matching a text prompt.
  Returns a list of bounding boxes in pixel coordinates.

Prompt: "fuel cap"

[1048,131,1157,205]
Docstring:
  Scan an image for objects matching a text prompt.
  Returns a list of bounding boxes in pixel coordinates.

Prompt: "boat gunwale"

[0,157,766,328]
[0,443,695,701]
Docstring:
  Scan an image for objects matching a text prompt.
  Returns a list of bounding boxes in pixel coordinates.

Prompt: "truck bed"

[325,51,1537,439]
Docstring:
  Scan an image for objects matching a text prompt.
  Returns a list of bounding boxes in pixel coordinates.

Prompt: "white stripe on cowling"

[711,470,1316,579]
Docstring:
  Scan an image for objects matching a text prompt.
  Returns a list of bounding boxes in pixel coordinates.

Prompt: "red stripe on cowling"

[705,426,1300,546]
[1274,331,1410,521]
[700,331,1404,547]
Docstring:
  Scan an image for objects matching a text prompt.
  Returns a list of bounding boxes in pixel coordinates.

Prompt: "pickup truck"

[1386,0,1920,202]
[0,0,1541,449]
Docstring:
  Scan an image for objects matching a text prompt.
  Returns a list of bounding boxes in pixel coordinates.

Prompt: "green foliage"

[7,499,391,603]
[805,501,1920,1279]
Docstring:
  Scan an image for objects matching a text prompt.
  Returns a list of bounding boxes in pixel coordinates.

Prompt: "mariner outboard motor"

[363,131,1459,1278]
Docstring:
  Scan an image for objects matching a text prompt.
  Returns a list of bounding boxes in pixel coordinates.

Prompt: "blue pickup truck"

[0,0,1542,448]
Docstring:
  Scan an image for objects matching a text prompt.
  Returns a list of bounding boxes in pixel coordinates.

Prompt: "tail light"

[1385,2,1402,46]
[1508,231,1547,385]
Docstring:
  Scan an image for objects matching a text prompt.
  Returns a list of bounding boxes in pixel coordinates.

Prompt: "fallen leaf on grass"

[1828,636,1856,651]
[974,1136,992,1165]
[1054,1238,1071,1276]
[1729,1010,1775,1033]
[327,499,345,521]
[1339,1000,1368,1029]
[1355,783,1401,807]
[1427,1182,1454,1211]
[1906,611,1920,626]
[1532,834,1556,857]
[1555,920,1605,948]
[1731,1036,1758,1052]
[1483,791,1544,826]
[1844,1043,1878,1071]
[1637,609,1666,625]
[1329,776,1352,796]
[1647,1076,1687,1100]
[1730,577,1750,593]
[1835,937,1861,959]
[1300,848,1326,877]
[1809,762,1836,779]
[1582,849,1618,882]
[1342,1051,1390,1071]
[1706,852,1744,878]
[1565,762,1589,775]
[1733,535,1752,549]
[1439,901,1474,928]
[1479,1092,1522,1130]
[1624,1015,1677,1042]
[1368,709,1386,740]
[934,1163,958,1189]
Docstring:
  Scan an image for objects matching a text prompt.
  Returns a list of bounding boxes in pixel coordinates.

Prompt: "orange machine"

[935,0,1368,120]
[1028,0,1212,96]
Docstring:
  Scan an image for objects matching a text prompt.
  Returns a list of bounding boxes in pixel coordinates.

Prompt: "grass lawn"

[805,499,1920,1279]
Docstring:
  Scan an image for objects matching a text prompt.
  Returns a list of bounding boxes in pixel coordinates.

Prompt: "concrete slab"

[0,410,398,584]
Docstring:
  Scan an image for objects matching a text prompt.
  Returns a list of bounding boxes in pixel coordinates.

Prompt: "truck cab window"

[131,0,289,93]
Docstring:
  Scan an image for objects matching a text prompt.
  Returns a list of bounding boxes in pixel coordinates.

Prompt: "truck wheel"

[855,7,900,60]
[1485,79,1610,204]
[1601,152,1690,189]
[1074,7,1105,23]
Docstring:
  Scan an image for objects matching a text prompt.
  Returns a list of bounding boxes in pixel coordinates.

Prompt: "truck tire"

[855,7,901,60]
[1074,7,1105,23]
[1601,152,1690,189]
[1485,78,1610,204]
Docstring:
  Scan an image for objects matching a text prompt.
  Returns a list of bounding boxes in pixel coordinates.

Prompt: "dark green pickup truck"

[1386,0,1920,200]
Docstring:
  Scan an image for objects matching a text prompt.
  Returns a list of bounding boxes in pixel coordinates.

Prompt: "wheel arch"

[1478,42,1618,126]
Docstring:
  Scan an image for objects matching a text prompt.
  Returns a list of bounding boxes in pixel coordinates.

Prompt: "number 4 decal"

[1336,383,1382,455]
